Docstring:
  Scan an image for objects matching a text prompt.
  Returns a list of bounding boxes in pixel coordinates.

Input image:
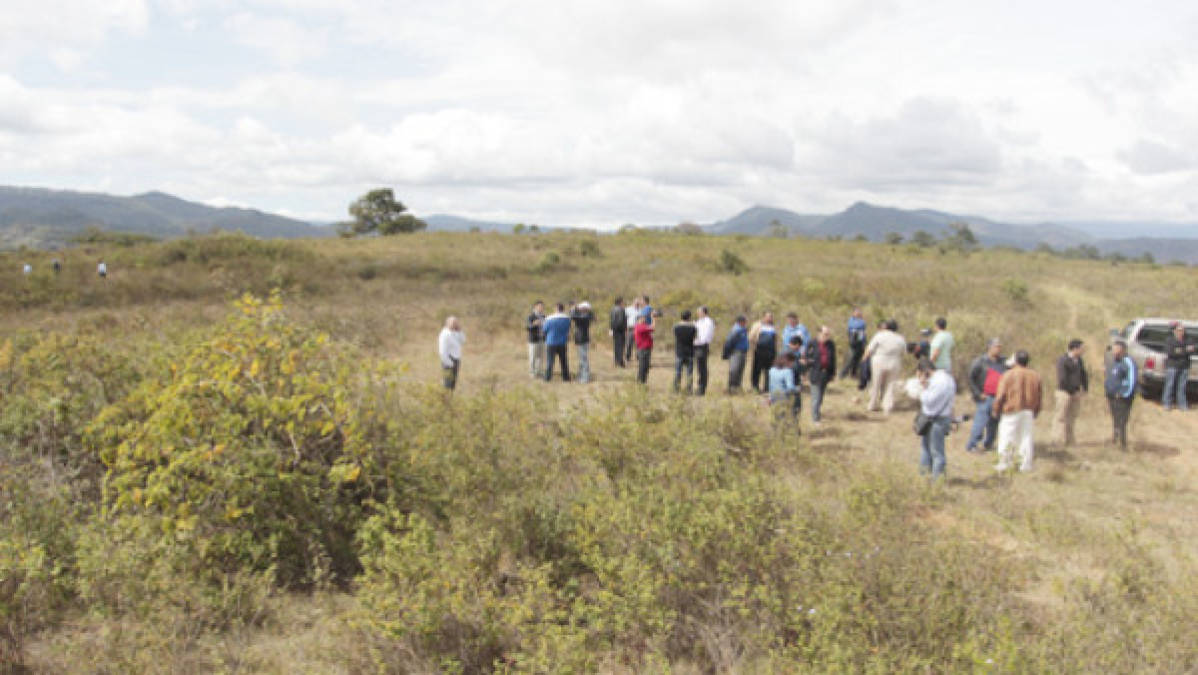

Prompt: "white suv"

[1109,318,1198,398]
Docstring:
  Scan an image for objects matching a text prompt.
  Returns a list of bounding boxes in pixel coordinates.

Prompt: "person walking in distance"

[624,298,640,365]
[965,338,1006,452]
[609,297,627,368]
[840,307,867,380]
[916,358,956,481]
[1053,339,1089,446]
[805,326,837,424]
[862,319,906,414]
[749,312,778,393]
[438,316,465,391]
[723,315,749,394]
[1162,322,1194,411]
[571,301,594,383]
[993,350,1043,473]
[673,310,697,393]
[930,317,954,372]
[526,301,546,378]
[97,259,107,280]
[542,303,572,382]
[693,306,714,396]
[1105,340,1137,449]
[634,314,654,384]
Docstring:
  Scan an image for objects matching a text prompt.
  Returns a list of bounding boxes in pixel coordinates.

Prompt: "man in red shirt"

[634,314,655,384]
[965,338,1006,453]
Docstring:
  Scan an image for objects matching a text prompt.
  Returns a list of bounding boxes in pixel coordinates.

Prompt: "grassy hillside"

[2,230,1197,672]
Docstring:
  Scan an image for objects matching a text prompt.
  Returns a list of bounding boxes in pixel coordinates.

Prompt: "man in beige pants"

[1052,339,1088,446]
[863,319,907,414]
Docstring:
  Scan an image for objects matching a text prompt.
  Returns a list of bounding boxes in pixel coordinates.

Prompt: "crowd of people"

[20,259,108,279]
[434,298,1181,482]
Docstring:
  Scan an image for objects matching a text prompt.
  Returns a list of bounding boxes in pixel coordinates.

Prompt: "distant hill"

[424,214,514,232]
[0,186,329,248]
[709,201,1093,249]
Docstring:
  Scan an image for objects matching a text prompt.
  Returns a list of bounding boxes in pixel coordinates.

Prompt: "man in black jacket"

[571,302,595,383]
[805,325,837,423]
[965,338,1006,452]
[609,297,627,368]
[1053,339,1088,446]
[673,310,698,394]
[1163,322,1194,411]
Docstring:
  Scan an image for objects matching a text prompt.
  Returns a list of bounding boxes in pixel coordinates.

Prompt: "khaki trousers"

[868,357,903,413]
[1052,390,1082,446]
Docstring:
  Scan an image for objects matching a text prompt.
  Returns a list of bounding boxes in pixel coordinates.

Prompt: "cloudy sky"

[2,1,1198,228]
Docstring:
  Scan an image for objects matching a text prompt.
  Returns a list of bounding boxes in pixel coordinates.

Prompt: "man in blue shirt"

[1105,340,1137,450]
[782,313,810,350]
[768,352,799,435]
[542,303,572,382]
[840,307,868,380]
[722,315,749,394]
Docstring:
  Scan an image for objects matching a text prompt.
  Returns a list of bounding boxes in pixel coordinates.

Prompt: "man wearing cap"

[1053,339,1089,446]
[965,338,1006,452]
[1162,322,1194,411]
[993,350,1042,473]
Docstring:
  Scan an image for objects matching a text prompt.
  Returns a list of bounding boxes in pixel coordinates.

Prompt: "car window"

[1135,325,1172,347]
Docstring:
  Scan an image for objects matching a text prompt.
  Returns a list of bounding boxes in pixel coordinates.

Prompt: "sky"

[2,0,1198,230]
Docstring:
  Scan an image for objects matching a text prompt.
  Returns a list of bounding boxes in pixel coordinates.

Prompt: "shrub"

[578,239,602,258]
[85,292,393,589]
[719,249,749,275]
[1002,278,1030,305]
[533,251,562,274]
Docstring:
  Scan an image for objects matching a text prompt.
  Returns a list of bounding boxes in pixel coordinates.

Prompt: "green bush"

[719,248,749,275]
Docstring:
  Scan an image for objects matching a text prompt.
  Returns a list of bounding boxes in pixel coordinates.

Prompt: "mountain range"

[3,185,1197,263]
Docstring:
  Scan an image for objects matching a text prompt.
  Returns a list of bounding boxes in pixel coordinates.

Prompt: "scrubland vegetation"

[2,230,1197,672]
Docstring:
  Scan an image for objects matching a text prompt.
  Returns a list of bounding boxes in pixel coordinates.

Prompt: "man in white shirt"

[438,316,465,391]
[693,306,715,396]
[917,358,956,480]
[624,298,640,365]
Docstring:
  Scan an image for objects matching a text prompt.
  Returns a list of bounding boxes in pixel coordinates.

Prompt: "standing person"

[437,316,465,391]
[693,306,715,396]
[609,298,627,368]
[673,310,697,393]
[639,295,654,326]
[526,301,546,378]
[768,353,800,435]
[748,312,778,393]
[51,258,61,275]
[1162,322,1194,411]
[624,298,640,364]
[840,307,867,380]
[634,314,654,384]
[1105,340,1137,449]
[542,303,572,382]
[97,260,107,280]
[571,301,594,383]
[862,320,907,414]
[782,313,810,352]
[993,350,1043,473]
[1053,339,1089,446]
[930,317,954,372]
[723,315,749,394]
[916,358,956,481]
[805,326,838,424]
[965,338,1007,452]
[22,263,32,277]
[785,335,805,421]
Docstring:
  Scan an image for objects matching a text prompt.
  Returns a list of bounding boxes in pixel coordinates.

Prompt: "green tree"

[943,222,979,252]
[911,230,936,247]
[885,232,904,245]
[340,188,426,237]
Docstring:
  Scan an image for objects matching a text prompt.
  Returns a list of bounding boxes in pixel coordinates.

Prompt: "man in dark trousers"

[634,314,654,384]
[748,312,778,393]
[840,307,867,380]
[693,306,714,396]
[1105,340,1137,450]
[571,301,594,383]
[542,303,572,382]
[673,310,697,393]
[723,315,749,394]
[526,300,546,378]
[966,338,1006,452]
[805,325,838,424]
[609,297,627,368]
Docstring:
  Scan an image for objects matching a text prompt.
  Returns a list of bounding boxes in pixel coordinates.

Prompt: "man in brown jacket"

[992,350,1042,473]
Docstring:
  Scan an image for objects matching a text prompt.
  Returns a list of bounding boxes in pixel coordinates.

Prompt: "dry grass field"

[2,230,1197,672]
